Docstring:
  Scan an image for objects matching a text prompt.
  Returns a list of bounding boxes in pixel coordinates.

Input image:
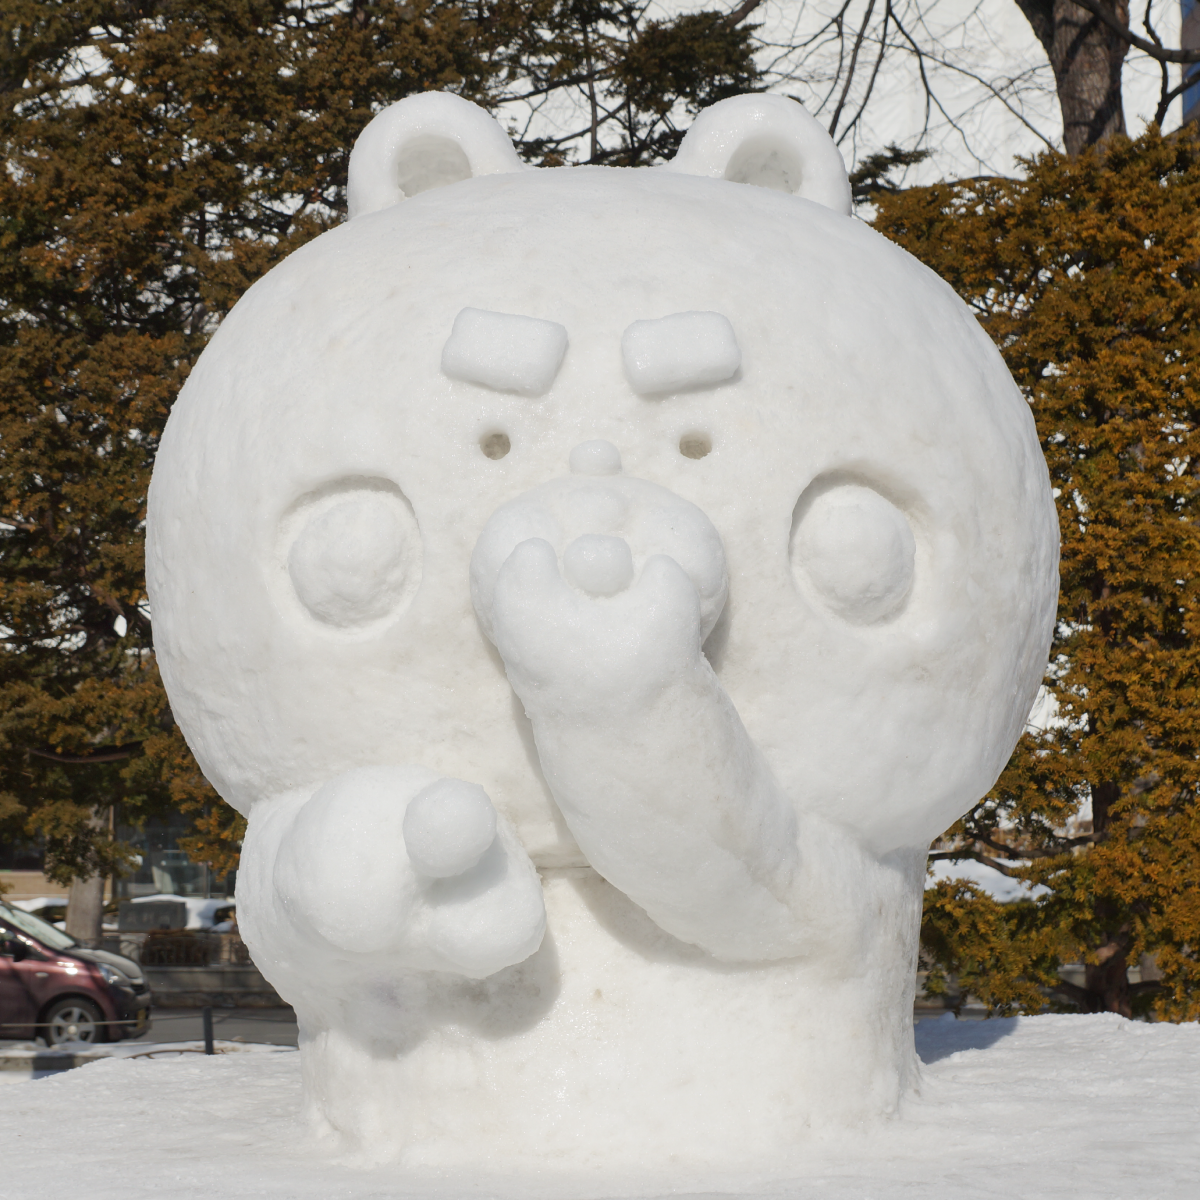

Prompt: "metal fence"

[110,931,254,968]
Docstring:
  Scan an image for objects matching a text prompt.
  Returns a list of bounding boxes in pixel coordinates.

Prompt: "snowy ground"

[0,1037,295,1082]
[2,1014,1196,1200]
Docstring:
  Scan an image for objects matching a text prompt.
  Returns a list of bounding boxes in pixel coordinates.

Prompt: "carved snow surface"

[403,777,498,879]
[469,452,846,962]
[285,485,420,630]
[144,91,1059,1167]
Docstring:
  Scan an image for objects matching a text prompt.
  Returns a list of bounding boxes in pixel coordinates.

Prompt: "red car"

[0,899,151,1045]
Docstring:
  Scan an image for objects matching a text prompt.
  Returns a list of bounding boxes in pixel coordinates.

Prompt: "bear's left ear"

[666,95,852,216]
[347,92,525,219]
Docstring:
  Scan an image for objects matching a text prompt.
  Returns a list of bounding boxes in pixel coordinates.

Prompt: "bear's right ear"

[667,95,853,216]
[347,93,525,219]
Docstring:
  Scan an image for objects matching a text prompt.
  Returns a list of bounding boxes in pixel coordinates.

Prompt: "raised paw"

[403,778,497,877]
[272,765,545,978]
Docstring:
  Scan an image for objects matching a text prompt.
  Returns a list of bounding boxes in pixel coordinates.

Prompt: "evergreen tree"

[0,1,765,914]
[0,0,493,905]
[874,128,1200,1020]
[490,0,762,166]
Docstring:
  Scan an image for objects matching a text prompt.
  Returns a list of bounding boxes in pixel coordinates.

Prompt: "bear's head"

[146,92,1057,865]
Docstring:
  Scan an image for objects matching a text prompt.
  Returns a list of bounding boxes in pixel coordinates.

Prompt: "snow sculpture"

[146,91,1059,1168]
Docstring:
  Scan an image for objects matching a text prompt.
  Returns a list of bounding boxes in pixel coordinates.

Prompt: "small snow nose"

[564,534,635,597]
[569,440,622,476]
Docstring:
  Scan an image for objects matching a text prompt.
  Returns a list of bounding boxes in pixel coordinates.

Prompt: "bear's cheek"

[283,486,422,631]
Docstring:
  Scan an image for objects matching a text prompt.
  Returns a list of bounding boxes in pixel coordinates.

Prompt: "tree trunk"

[1083,948,1133,1016]
[1080,780,1132,1015]
[1016,0,1130,155]
[65,872,105,947]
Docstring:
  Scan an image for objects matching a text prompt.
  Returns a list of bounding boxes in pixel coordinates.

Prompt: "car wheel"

[43,997,107,1045]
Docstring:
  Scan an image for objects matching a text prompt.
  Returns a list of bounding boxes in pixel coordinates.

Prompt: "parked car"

[10,895,119,934]
[0,900,151,1045]
[126,894,234,930]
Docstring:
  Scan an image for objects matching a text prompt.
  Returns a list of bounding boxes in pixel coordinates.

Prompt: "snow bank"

[1,1014,1195,1199]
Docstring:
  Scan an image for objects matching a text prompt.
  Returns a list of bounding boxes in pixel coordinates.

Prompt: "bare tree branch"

[28,743,143,765]
[1070,0,1200,64]
[926,848,1027,877]
[830,0,878,137]
[1141,0,1194,126]
[725,0,767,26]
[836,5,892,143]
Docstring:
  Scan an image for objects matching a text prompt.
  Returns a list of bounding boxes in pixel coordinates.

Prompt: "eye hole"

[679,432,712,459]
[285,484,421,630]
[790,482,915,624]
[480,431,511,460]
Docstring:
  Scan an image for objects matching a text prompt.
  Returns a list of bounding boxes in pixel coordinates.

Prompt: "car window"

[0,928,47,961]
[0,902,77,951]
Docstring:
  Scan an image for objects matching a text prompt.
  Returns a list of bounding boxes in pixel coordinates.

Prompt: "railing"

[113,931,254,968]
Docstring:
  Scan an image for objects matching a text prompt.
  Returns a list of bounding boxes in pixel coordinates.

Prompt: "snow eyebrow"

[621,311,741,395]
[441,308,568,396]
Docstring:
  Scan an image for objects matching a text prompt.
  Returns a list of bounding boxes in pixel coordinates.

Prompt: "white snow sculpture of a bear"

[146,92,1058,1168]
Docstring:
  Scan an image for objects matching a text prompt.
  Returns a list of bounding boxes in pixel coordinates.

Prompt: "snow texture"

[403,778,498,878]
[2,1016,1197,1198]
[145,91,1060,1161]
[347,91,527,217]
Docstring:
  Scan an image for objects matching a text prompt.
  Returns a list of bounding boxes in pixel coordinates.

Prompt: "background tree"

[0,0,494,938]
[874,126,1200,1020]
[0,0,771,932]
[490,0,763,165]
[734,0,1200,177]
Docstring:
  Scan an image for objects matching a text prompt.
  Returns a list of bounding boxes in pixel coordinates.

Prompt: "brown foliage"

[876,127,1200,1020]
[0,0,492,881]
[1,2,765,885]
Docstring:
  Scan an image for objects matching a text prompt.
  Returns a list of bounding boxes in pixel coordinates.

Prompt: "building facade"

[1185,0,1200,124]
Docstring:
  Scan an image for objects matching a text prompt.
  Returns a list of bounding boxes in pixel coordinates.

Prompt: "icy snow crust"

[145,94,1059,1162]
[3,1016,1197,1199]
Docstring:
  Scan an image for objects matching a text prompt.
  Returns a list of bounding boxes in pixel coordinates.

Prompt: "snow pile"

[0,1040,295,1085]
[1,1015,1196,1199]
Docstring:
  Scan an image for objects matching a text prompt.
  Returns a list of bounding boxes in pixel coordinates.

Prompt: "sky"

[752,0,1186,180]
[497,0,1188,184]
